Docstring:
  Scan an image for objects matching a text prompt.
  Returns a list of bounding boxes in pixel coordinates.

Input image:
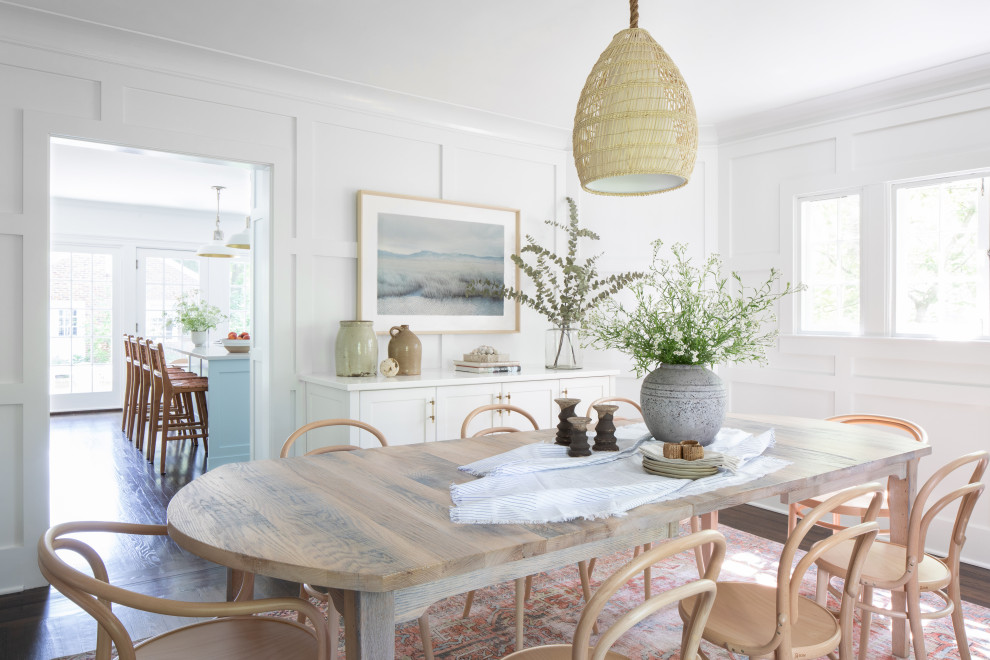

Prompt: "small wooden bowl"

[662,443,683,459]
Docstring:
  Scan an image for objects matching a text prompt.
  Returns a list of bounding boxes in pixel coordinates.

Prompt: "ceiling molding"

[716,52,990,144]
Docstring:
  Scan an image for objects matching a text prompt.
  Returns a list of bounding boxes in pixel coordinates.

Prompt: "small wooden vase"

[567,417,593,457]
[592,404,619,451]
[554,397,580,446]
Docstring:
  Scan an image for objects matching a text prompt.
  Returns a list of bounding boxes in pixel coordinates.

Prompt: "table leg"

[225,568,255,601]
[343,590,395,660]
[886,459,918,658]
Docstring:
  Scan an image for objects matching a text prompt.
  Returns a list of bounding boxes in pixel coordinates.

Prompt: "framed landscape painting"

[357,191,520,334]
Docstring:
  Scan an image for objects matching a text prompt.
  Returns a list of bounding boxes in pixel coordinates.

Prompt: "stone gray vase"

[640,364,726,446]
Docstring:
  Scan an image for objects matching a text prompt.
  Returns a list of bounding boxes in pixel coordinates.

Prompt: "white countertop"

[168,343,250,360]
[298,367,619,391]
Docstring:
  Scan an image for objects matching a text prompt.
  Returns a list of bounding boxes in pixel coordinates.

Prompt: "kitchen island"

[169,344,251,468]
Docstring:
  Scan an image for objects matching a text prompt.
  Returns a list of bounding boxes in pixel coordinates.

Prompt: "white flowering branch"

[583,240,803,377]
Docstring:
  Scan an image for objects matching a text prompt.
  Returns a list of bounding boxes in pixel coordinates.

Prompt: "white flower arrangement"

[583,240,803,377]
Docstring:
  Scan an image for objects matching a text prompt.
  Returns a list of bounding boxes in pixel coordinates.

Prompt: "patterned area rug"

[54,524,990,659]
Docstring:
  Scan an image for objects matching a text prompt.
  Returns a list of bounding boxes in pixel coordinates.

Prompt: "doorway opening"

[48,137,271,495]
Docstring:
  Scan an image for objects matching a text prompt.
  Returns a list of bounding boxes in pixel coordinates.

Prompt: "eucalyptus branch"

[466,197,645,328]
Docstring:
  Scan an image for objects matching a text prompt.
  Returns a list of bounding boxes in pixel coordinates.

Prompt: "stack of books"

[453,359,521,374]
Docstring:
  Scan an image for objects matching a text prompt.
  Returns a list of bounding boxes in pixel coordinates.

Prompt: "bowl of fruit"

[222,331,251,353]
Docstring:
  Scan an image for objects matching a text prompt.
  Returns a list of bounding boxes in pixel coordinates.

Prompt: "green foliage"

[466,198,644,327]
[166,292,226,332]
[583,240,803,377]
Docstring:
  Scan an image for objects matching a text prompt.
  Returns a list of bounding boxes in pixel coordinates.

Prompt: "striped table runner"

[450,423,788,524]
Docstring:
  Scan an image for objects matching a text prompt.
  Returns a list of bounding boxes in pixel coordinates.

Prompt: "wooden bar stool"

[121,334,133,436]
[147,341,209,474]
[124,335,145,445]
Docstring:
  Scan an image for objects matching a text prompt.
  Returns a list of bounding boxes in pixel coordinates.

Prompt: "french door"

[135,248,209,344]
[49,246,122,412]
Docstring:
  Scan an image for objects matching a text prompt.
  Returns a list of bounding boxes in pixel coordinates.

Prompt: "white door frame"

[4,109,290,592]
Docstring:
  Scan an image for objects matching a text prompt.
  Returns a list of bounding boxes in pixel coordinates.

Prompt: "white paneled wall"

[0,6,711,591]
[720,86,990,568]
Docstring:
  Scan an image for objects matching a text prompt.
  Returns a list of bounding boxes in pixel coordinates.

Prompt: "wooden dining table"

[166,413,931,659]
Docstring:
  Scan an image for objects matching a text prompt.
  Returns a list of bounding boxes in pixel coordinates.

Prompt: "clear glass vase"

[545,325,583,370]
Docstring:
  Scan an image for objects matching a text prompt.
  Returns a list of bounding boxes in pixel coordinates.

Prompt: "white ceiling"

[31,1,990,210]
[12,0,990,129]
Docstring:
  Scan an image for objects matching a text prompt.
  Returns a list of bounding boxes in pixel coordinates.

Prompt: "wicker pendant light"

[573,0,698,196]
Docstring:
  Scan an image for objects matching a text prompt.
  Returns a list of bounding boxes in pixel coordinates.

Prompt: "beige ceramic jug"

[388,325,422,375]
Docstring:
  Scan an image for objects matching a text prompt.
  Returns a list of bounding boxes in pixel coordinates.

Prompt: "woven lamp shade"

[573,27,698,196]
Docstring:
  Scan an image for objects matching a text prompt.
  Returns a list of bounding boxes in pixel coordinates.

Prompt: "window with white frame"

[798,193,862,333]
[894,175,989,338]
[796,173,989,339]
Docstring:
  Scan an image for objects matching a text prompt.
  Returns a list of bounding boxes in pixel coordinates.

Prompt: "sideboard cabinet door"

[358,387,437,446]
[436,383,500,440]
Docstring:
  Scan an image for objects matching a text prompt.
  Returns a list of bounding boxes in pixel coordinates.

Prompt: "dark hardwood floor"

[0,411,295,660]
[1,411,987,659]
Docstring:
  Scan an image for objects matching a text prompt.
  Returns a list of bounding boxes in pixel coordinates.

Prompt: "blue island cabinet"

[170,345,251,468]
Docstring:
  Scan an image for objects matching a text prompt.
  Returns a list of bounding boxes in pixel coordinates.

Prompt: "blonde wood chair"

[584,396,642,420]
[38,521,330,660]
[815,451,988,660]
[580,397,708,594]
[460,403,603,647]
[460,403,540,438]
[502,529,725,660]
[678,483,884,660]
[281,419,438,660]
[789,414,928,536]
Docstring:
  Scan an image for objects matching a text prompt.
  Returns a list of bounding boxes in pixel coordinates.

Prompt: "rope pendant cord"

[630,0,638,28]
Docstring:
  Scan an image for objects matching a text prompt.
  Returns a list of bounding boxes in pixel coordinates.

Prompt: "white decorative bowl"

[222,339,251,353]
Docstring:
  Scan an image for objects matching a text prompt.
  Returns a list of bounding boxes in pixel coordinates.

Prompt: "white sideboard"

[296,368,618,452]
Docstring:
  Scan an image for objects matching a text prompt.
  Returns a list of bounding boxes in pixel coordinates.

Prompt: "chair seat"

[797,489,890,517]
[815,539,951,590]
[502,643,629,659]
[679,582,839,658]
[135,616,318,659]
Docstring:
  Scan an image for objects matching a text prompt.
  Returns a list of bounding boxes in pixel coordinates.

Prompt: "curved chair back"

[280,418,388,457]
[38,521,328,660]
[769,483,883,658]
[827,413,928,443]
[585,396,642,420]
[904,451,988,580]
[459,404,539,438]
[572,529,725,660]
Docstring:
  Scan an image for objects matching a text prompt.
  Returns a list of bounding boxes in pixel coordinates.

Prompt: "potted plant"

[167,293,227,346]
[468,198,644,369]
[583,240,802,444]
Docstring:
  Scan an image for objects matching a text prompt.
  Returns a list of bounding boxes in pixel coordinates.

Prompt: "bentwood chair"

[460,403,561,646]
[460,403,540,438]
[679,483,884,660]
[584,396,642,420]
[38,521,330,660]
[460,403,610,647]
[815,451,988,660]
[502,530,726,660]
[580,397,708,593]
[789,414,928,536]
[280,419,437,660]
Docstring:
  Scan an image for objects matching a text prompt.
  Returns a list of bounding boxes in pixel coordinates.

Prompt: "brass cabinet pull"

[505,392,511,415]
[428,399,436,422]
